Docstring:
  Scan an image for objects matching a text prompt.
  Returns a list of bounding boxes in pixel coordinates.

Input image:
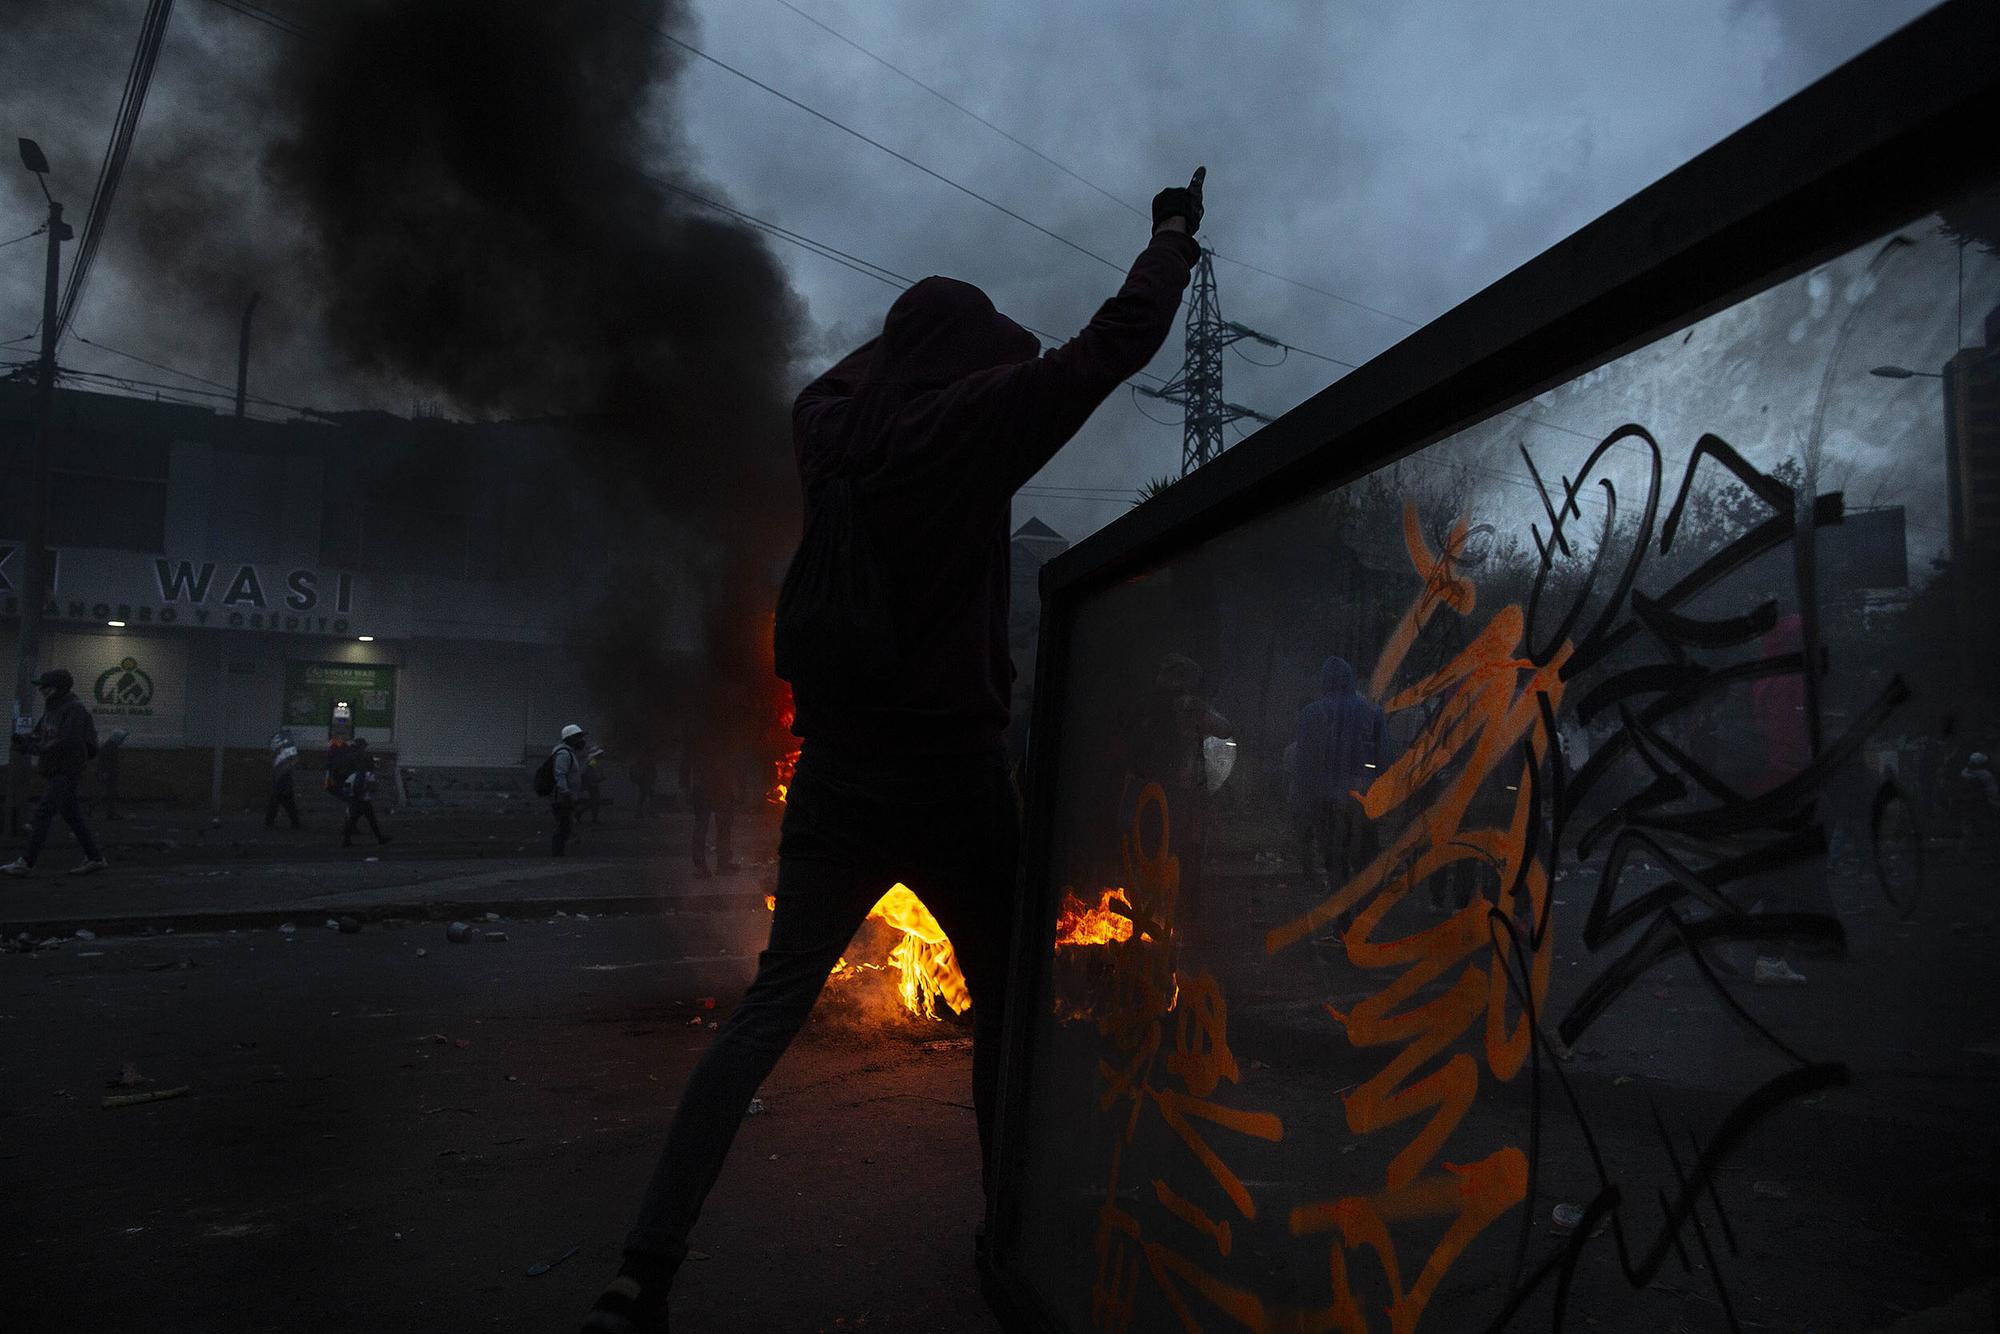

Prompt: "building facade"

[1,384,701,806]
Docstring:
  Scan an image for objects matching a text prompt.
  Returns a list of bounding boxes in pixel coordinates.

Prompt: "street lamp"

[1869,365,1943,379]
[5,139,71,836]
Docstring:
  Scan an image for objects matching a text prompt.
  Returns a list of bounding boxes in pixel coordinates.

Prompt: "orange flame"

[1055,887,1135,947]
[760,882,969,1018]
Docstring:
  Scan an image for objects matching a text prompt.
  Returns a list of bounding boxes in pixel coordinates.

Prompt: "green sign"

[283,660,395,729]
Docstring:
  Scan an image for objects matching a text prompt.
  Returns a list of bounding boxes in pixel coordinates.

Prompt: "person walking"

[266,729,303,830]
[582,168,1209,1332]
[628,750,660,819]
[339,737,390,848]
[550,723,588,856]
[1292,655,1390,890]
[3,668,109,877]
[680,708,741,879]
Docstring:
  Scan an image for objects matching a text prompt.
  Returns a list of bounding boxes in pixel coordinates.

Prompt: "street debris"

[108,1062,150,1089]
[1551,1203,1586,1231]
[481,912,501,922]
[278,923,297,935]
[74,928,96,940]
[103,1085,190,1109]
[686,1017,704,1027]
[525,1243,580,1277]
[746,1098,764,1115]
[484,931,508,943]
[326,919,341,931]
[446,921,473,943]
[1753,1180,1791,1199]
[415,948,429,958]
[697,997,716,1009]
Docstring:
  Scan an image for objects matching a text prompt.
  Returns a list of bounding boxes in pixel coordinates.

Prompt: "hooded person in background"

[3,668,108,877]
[266,729,303,830]
[551,723,589,856]
[1292,655,1390,892]
[584,169,1209,1333]
[339,737,390,848]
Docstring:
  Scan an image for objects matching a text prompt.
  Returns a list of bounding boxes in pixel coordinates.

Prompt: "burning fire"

[757,683,1127,1022]
[761,881,969,1019]
[1055,887,1136,947]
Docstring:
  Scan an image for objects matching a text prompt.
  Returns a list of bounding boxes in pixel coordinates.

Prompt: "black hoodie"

[791,230,1200,754]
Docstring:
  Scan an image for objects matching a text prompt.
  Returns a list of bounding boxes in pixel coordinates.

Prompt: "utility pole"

[235,290,260,419]
[7,139,71,836]
[213,290,260,815]
[1137,248,1276,476]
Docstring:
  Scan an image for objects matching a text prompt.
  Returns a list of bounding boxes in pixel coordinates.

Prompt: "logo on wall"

[94,657,156,715]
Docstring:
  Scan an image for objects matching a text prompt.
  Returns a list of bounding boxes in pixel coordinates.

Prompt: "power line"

[198,0,309,38]
[69,331,241,395]
[60,337,336,419]
[642,172,1172,387]
[762,0,1422,330]
[56,0,175,353]
[622,5,1133,277]
[1,226,49,250]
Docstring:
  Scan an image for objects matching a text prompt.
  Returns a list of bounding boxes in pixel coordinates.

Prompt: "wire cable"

[199,0,309,38]
[620,4,1132,276]
[1,226,49,250]
[56,0,174,353]
[761,0,1422,330]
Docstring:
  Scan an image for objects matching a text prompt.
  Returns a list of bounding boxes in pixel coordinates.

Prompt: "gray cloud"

[1,0,1941,543]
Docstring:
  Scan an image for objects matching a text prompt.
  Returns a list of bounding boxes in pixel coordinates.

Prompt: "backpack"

[773,474,899,696]
[532,748,558,798]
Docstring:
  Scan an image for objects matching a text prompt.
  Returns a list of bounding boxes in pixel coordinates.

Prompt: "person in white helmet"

[551,724,589,856]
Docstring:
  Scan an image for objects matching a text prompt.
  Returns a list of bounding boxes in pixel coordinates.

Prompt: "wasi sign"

[0,545,359,634]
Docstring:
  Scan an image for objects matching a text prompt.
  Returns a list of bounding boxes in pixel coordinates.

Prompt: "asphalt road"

[0,910,1005,1334]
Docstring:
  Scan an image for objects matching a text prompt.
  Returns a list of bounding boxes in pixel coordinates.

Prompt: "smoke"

[2,0,810,763]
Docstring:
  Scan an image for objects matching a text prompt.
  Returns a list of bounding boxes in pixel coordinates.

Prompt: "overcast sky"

[0,0,1948,545]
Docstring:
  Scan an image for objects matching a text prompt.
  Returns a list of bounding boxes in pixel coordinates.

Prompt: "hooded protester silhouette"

[1292,655,1389,888]
[586,168,1209,1333]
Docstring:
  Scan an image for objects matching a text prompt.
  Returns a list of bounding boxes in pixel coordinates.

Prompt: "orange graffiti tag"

[1088,782,1286,1334]
[1264,500,1564,1334]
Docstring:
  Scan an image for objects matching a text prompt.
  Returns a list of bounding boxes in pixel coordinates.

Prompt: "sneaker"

[1753,957,1808,986]
[581,1272,669,1333]
[68,858,109,876]
[1,858,30,878]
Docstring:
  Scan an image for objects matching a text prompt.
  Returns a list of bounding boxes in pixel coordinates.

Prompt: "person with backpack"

[582,167,1210,1333]
[3,667,109,877]
[266,729,303,831]
[339,737,390,848]
[539,723,589,856]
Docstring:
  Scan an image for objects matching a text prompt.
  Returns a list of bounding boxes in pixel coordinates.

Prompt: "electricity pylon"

[1138,247,1277,476]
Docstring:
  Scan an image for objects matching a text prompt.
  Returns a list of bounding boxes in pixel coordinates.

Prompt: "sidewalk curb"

[0,888,770,940]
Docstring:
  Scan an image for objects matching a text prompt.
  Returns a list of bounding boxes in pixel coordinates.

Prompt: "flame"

[765,680,801,806]
[1055,887,1135,947]
[760,881,969,1019]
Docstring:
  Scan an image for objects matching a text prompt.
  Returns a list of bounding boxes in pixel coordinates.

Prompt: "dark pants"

[25,773,100,865]
[1299,794,1372,885]
[265,778,301,829]
[342,799,384,845]
[552,800,574,856]
[688,787,733,870]
[624,744,1018,1270]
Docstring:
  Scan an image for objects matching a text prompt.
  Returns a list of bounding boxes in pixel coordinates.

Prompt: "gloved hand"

[1151,166,1206,236]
